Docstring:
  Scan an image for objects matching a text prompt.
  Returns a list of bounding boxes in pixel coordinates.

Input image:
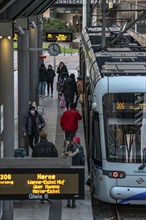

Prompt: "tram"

[80,26,146,204]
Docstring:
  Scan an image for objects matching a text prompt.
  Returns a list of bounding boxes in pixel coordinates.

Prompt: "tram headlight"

[108,171,126,179]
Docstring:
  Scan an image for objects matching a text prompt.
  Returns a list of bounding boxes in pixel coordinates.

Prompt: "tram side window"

[93,113,102,165]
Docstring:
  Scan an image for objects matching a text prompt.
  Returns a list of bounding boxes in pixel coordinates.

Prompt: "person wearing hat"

[22,106,45,150]
[66,136,85,208]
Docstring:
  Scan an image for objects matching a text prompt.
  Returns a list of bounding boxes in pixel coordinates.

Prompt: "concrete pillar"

[0,37,14,156]
[37,17,44,106]
[37,17,43,67]
[0,37,14,220]
[29,26,38,104]
[18,31,30,155]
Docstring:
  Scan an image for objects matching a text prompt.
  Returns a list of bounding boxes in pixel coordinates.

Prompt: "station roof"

[0,0,56,22]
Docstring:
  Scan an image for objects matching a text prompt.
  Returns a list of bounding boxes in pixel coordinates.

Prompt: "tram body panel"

[81,26,146,205]
[91,76,146,204]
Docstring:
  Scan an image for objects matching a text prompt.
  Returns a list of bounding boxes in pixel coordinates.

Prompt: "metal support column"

[0,37,14,220]
[101,0,106,49]
[37,16,43,106]
[82,0,87,29]
[18,31,30,155]
[37,16,43,67]
[29,26,38,104]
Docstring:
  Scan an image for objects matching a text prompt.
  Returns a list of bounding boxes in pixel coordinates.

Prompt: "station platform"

[13,65,93,220]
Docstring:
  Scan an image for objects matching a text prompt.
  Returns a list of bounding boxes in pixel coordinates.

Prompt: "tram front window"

[103,93,146,163]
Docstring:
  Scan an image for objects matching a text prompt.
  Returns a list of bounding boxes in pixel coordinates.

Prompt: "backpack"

[14,148,26,157]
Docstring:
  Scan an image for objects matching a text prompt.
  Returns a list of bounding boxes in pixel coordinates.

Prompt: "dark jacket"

[46,68,56,82]
[32,139,58,157]
[68,143,85,166]
[39,66,47,82]
[57,65,68,79]
[60,108,82,132]
[63,77,77,103]
[23,111,45,135]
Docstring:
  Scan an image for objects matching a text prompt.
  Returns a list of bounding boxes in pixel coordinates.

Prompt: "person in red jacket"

[60,102,82,140]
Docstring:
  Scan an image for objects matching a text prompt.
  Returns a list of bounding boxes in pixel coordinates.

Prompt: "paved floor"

[13,57,93,220]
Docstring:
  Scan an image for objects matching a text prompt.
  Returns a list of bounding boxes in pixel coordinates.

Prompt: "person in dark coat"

[57,61,68,81]
[62,73,77,110]
[32,130,58,157]
[39,63,47,97]
[23,106,45,150]
[46,65,56,97]
[32,130,58,204]
[60,102,82,140]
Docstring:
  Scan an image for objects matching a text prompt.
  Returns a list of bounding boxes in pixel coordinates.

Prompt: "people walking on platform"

[60,102,82,140]
[32,130,58,157]
[46,64,56,97]
[22,106,45,150]
[57,61,68,81]
[75,76,84,106]
[62,73,77,110]
[32,130,58,204]
[66,136,85,208]
[39,63,47,97]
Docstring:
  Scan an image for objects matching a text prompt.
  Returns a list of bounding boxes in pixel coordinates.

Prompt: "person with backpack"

[68,136,85,166]
[62,73,77,110]
[66,136,85,208]
[46,64,56,97]
[39,63,48,97]
[32,130,58,157]
[23,106,45,150]
[32,130,58,204]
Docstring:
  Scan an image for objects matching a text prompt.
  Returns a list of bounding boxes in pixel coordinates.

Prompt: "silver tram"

[80,26,146,204]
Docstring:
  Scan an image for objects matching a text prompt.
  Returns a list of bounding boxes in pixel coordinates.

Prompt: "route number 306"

[0,174,12,180]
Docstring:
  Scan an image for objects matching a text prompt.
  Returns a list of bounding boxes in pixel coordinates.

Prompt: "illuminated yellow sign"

[46,32,73,42]
[109,3,113,8]
[115,102,146,111]
[13,33,18,41]
[0,168,84,200]
[116,102,125,110]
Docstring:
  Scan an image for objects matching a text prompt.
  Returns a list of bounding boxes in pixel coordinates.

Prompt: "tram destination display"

[0,168,84,200]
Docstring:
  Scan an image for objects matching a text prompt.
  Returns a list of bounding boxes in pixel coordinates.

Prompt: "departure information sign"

[0,168,84,200]
[45,32,73,42]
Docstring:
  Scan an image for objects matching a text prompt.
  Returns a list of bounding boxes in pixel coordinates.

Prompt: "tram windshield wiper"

[138,163,146,170]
